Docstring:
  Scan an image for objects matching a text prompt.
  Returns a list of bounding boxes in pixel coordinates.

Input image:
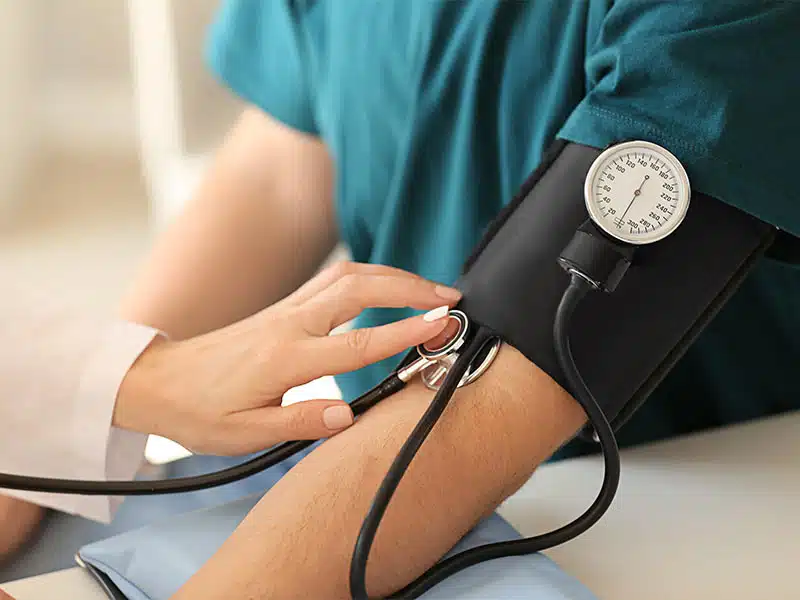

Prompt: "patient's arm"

[174,344,586,599]
[120,107,337,340]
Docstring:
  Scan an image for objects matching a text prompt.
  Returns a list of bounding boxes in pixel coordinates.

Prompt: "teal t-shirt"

[206,0,800,457]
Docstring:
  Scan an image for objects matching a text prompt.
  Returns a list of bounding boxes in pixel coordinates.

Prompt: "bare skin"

[0,500,43,567]
[172,344,584,599]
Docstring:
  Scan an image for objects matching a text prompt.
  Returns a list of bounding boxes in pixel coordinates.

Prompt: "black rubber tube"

[0,374,407,495]
[385,276,620,599]
[349,331,495,600]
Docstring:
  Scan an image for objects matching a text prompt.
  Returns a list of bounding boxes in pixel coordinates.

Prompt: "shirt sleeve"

[558,0,800,239]
[0,284,162,523]
[205,0,320,135]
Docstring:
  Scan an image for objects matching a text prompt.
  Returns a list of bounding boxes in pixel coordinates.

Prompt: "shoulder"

[561,1,800,236]
[204,0,326,135]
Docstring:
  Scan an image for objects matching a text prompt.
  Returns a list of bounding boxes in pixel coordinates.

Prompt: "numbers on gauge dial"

[591,149,683,241]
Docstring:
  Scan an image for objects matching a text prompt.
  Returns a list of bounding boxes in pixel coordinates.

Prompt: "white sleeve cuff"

[3,321,163,523]
[75,321,165,522]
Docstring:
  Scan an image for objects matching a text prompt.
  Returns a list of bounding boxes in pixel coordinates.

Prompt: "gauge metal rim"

[584,140,692,246]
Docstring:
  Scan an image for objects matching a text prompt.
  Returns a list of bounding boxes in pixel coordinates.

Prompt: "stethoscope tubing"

[0,365,411,496]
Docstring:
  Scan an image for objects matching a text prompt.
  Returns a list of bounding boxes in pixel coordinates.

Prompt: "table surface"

[5,411,799,600]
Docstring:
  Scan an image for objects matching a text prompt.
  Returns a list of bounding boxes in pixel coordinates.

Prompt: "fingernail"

[423,305,450,322]
[323,405,354,430]
[435,285,462,302]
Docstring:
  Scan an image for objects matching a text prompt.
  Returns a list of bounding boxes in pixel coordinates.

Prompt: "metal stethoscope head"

[396,309,502,390]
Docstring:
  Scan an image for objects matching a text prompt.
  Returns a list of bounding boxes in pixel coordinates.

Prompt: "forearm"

[120,108,337,339]
[174,345,586,599]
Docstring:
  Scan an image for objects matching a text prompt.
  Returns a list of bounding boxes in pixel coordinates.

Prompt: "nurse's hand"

[113,262,461,455]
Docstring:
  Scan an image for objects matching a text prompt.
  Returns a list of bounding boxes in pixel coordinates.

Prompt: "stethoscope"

[396,309,502,391]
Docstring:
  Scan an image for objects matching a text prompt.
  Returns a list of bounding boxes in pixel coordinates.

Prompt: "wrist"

[113,334,169,434]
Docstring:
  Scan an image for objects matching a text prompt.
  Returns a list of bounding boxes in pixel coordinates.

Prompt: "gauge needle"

[619,174,650,224]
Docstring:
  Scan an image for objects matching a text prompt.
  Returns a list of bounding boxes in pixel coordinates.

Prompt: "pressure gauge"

[584,140,691,245]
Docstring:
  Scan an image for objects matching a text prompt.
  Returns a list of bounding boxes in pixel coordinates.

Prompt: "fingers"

[0,589,15,600]
[301,306,453,376]
[283,261,428,307]
[303,271,461,334]
[226,400,355,450]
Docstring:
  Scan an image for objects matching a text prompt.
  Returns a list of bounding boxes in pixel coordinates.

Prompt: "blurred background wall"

[0,0,241,462]
[0,0,34,219]
[0,0,241,227]
[35,0,137,157]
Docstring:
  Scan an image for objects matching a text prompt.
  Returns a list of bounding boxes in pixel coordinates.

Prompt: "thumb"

[227,400,355,451]
[0,589,16,600]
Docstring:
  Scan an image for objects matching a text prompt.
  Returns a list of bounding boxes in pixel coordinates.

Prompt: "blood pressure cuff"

[456,140,797,432]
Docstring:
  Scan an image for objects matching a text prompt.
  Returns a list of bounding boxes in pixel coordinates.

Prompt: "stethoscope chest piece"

[411,309,502,391]
[420,338,501,390]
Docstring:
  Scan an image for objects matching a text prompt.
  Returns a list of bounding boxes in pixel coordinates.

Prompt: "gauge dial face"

[584,141,691,245]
